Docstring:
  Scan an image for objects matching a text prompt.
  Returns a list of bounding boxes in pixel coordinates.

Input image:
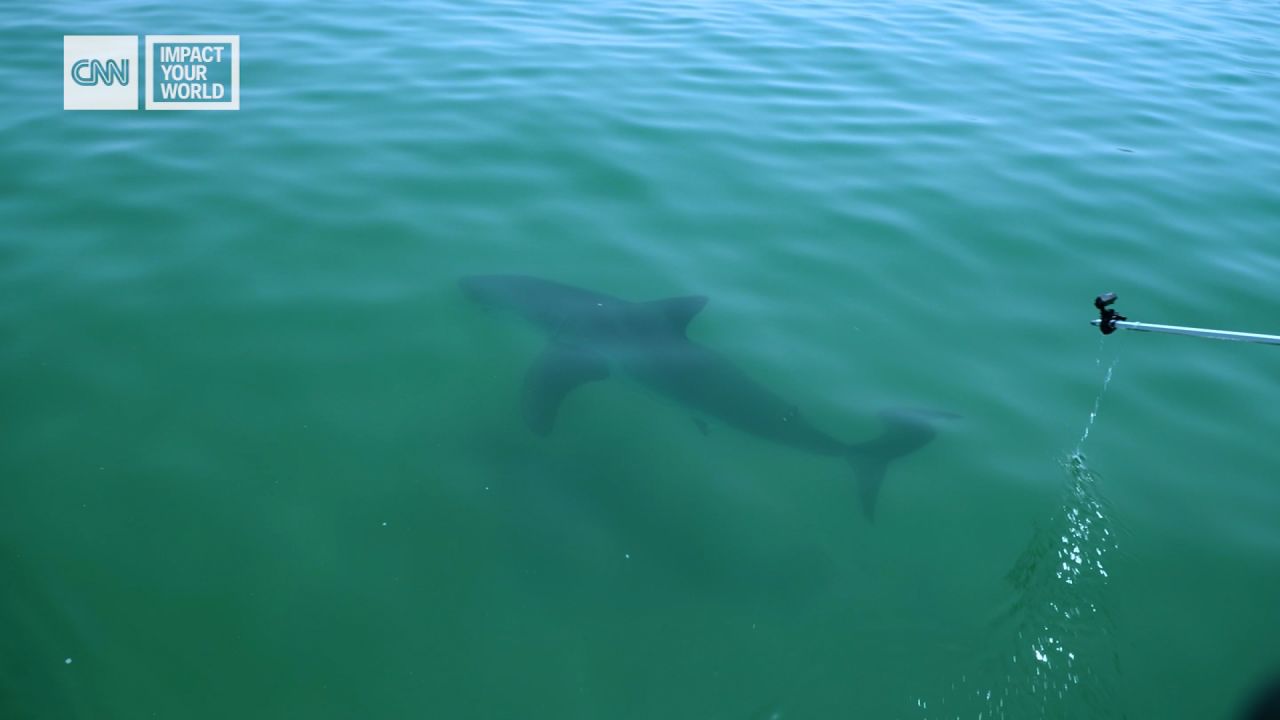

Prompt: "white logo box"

[64,35,139,110]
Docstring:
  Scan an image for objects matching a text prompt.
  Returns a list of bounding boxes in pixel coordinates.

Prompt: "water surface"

[2,1,1279,717]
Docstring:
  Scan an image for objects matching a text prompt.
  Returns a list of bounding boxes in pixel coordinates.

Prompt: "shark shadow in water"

[461,274,949,519]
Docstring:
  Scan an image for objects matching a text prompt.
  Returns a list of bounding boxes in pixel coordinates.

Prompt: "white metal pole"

[1090,319,1280,346]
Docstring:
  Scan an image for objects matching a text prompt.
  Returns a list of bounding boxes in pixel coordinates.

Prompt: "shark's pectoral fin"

[521,343,610,435]
[641,295,708,333]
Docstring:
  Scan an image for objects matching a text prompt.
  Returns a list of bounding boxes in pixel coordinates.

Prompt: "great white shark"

[461,274,947,519]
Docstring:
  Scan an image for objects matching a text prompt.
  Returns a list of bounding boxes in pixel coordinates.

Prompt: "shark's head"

[459,274,545,312]
[459,274,623,336]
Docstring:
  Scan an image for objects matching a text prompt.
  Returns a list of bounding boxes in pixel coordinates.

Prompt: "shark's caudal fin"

[847,408,953,520]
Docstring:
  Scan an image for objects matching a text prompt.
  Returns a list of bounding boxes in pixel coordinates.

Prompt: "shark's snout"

[458,275,488,301]
[459,275,510,308]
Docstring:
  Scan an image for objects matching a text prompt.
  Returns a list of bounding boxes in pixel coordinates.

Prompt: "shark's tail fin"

[848,408,954,520]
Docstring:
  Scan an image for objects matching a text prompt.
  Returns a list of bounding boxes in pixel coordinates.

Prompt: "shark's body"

[461,274,942,517]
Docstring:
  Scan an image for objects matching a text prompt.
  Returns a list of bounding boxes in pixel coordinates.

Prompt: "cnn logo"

[64,36,138,110]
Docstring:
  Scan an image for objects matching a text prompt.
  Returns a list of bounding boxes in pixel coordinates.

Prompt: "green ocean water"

[3,1,1280,718]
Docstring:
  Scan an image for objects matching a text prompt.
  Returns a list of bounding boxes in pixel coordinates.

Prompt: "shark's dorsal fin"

[643,295,708,333]
[521,342,610,435]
